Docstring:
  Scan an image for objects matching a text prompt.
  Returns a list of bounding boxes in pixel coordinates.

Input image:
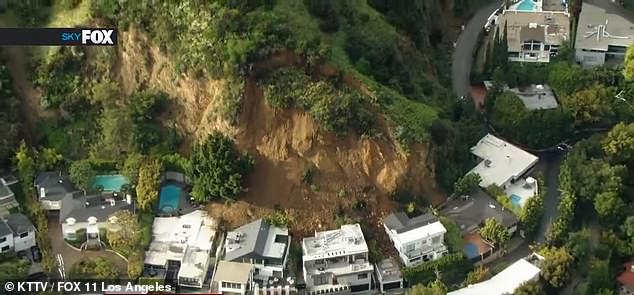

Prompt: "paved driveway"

[534,152,565,244]
[451,1,502,97]
[47,214,128,279]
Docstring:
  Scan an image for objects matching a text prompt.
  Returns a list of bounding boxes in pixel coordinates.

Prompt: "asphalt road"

[451,1,502,97]
[534,152,565,244]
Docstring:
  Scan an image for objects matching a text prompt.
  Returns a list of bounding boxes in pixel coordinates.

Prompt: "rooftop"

[213,261,253,284]
[448,253,544,295]
[0,219,11,237]
[144,210,217,275]
[384,212,446,244]
[618,260,634,289]
[224,218,289,263]
[375,258,403,283]
[0,178,13,200]
[469,134,539,187]
[35,172,77,202]
[302,224,368,261]
[440,190,519,235]
[497,10,570,52]
[5,213,35,235]
[509,84,558,110]
[576,2,634,51]
[59,193,133,224]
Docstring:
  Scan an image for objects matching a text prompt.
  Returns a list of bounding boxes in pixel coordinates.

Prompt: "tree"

[406,280,447,295]
[0,258,29,280]
[548,62,587,96]
[127,254,143,279]
[135,158,162,211]
[70,257,119,279]
[69,159,96,191]
[539,246,573,288]
[565,229,591,263]
[463,266,490,286]
[37,147,63,171]
[624,45,634,81]
[439,217,463,253]
[190,132,254,202]
[513,280,544,295]
[106,211,141,253]
[121,152,144,184]
[479,218,510,247]
[622,216,634,238]
[14,142,36,185]
[453,173,481,195]
[602,122,634,163]
[588,259,614,294]
[594,191,625,223]
[561,83,614,126]
[520,187,544,235]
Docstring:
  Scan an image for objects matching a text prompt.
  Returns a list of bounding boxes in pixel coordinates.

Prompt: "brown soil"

[119,27,446,244]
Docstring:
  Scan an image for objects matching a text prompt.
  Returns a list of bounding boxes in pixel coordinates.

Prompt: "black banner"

[0,28,118,46]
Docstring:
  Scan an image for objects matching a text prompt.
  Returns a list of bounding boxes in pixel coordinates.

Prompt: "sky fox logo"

[61,29,116,45]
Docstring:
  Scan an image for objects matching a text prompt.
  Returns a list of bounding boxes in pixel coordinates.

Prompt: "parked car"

[31,246,41,263]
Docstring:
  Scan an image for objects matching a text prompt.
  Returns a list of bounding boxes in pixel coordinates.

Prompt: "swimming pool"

[517,0,536,11]
[510,194,522,207]
[158,184,181,214]
[464,242,480,259]
[92,175,128,192]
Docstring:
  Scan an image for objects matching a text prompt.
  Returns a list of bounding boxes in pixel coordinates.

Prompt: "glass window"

[432,236,441,244]
[0,246,8,252]
[0,237,6,243]
[358,273,368,279]
[406,244,415,252]
[19,232,28,238]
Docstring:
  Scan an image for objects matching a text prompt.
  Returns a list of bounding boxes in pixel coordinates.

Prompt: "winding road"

[451,1,502,97]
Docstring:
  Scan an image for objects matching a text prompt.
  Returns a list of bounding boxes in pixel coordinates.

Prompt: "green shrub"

[402,253,472,285]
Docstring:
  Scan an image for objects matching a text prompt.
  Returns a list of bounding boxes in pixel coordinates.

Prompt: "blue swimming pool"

[517,0,536,11]
[158,184,181,213]
[464,242,480,259]
[510,194,522,207]
[92,175,128,192]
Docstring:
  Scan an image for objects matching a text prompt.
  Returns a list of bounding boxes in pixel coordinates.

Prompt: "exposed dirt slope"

[118,28,444,239]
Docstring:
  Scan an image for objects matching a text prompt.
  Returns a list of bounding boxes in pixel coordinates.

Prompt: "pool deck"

[464,233,493,258]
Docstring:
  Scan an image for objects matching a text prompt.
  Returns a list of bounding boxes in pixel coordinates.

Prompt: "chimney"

[506,155,512,163]
[39,187,46,199]
[126,194,132,205]
[110,199,115,207]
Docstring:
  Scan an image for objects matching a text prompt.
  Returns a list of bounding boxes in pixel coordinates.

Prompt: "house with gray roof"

[383,212,447,267]
[0,213,35,253]
[34,171,80,210]
[60,193,133,243]
[440,189,519,236]
[0,177,19,216]
[575,2,634,68]
[374,258,403,293]
[224,218,290,282]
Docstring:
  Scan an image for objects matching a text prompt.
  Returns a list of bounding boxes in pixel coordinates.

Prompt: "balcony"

[404,244,447,259]
[306,259,373,277]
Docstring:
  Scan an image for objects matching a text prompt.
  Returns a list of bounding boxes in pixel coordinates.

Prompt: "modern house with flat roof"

[0,177,19,216]
[383,212,447,267]
[144,210,219,289]
[469,134,539,190]
[483,82,559,110]
[34,172,80,210]
[496,10,570,62]
[575,2,634,68]
[0,213,36,253]
[374,258,403,293]
[448,253,544,295]
[212,261,255,295]
[302,223,373,294]
[224,218,290,282]
[60,193,133,245]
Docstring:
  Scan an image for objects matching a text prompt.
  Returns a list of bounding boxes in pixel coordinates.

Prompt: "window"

[358,273,368,280]
[432,236,441,244]
[0,237,6,243]
[19,232,28,238]
[313,275,328,285]
[273,270,282,277]
[405,244,415,252]
[0,246,8,252]
[66,232,76,240]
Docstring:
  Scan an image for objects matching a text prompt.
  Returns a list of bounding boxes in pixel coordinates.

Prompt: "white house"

[383,212,447,267]
[0,177,19,216]
[60,193,133,243]
[224,218,290,282]
[0,213,36,253]
[495,10,570,63]
[469,134,538,189]
[448,253,544,295]
[213,261,255,295]
[302,223,374,294]
[575,2,634,68]
[144,210,219,289]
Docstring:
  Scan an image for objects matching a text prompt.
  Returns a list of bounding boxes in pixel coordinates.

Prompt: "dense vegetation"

[0,64,20,166]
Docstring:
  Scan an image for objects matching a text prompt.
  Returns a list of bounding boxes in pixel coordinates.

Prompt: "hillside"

[0,0,484,238]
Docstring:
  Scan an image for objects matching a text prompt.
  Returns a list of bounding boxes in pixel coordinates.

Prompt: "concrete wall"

[13,231,36,252]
